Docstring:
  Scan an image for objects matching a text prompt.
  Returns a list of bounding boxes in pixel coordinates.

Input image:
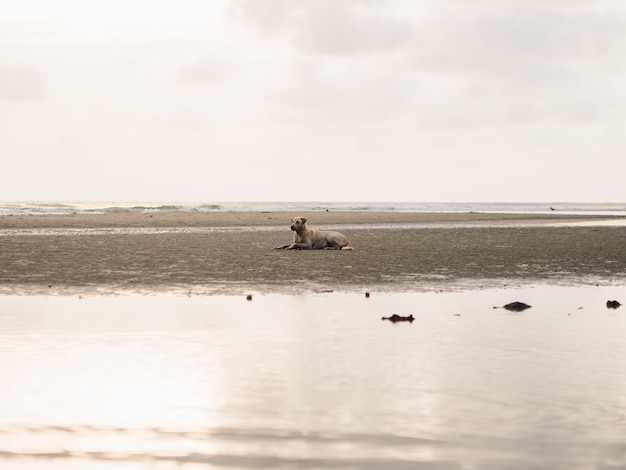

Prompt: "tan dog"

[276,217,353,250]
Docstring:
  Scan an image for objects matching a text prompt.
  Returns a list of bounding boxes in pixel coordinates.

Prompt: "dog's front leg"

[287,243,310,250]
[274,243,304,250]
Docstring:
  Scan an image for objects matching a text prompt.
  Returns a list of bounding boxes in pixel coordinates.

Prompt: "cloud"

[229,0,414,56]
[230,0,626,129]
[263,57,415,131]
[0,62,45,101]
[413,5,626,77]
[178,56,239,84]
[408,3,626,126]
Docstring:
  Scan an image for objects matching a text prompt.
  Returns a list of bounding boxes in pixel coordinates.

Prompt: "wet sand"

[1,211,625,294]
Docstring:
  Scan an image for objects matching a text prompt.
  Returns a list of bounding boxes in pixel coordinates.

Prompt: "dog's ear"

[301,217,307,224]
[290,217,297,223]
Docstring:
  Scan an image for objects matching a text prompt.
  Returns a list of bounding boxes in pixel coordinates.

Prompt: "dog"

[275,217,353,250]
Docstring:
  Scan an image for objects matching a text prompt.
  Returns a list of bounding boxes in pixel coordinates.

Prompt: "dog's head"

[290,216,307,232]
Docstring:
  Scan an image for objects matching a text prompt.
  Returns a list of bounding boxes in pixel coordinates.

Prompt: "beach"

[1,210,625,294]
[1,210,626,469]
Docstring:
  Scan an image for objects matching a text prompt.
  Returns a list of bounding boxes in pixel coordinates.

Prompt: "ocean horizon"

[1,200,626,216]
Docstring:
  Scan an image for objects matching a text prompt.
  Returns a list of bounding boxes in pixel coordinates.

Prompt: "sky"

[1,0,625,203]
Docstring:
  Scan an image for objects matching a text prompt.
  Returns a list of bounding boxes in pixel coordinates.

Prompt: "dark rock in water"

[502,301,532,312]
[382,314,415,323]
[606,300,622,309]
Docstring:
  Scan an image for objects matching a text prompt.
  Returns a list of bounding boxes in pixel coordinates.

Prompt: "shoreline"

[1,211,625,295]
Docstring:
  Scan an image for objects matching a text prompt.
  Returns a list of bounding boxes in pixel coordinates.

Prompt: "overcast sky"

[1,0,625,202]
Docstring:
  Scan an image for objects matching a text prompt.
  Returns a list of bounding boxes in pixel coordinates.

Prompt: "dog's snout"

[290,225,296,231]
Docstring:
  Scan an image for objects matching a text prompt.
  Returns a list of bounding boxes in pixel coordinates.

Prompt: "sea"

[0,200,625,216]
[1,201,626,469]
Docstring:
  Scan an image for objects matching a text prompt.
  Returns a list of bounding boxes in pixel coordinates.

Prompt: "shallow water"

[1,286,625,469]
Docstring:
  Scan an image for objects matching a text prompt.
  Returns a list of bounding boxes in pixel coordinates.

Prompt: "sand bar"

[1,211,625,294]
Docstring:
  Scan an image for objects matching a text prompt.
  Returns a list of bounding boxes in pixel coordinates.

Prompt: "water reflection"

[1,288,625,469]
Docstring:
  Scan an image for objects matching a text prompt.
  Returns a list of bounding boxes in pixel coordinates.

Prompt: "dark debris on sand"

[493,301,532,312]
[382,314,415,323]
